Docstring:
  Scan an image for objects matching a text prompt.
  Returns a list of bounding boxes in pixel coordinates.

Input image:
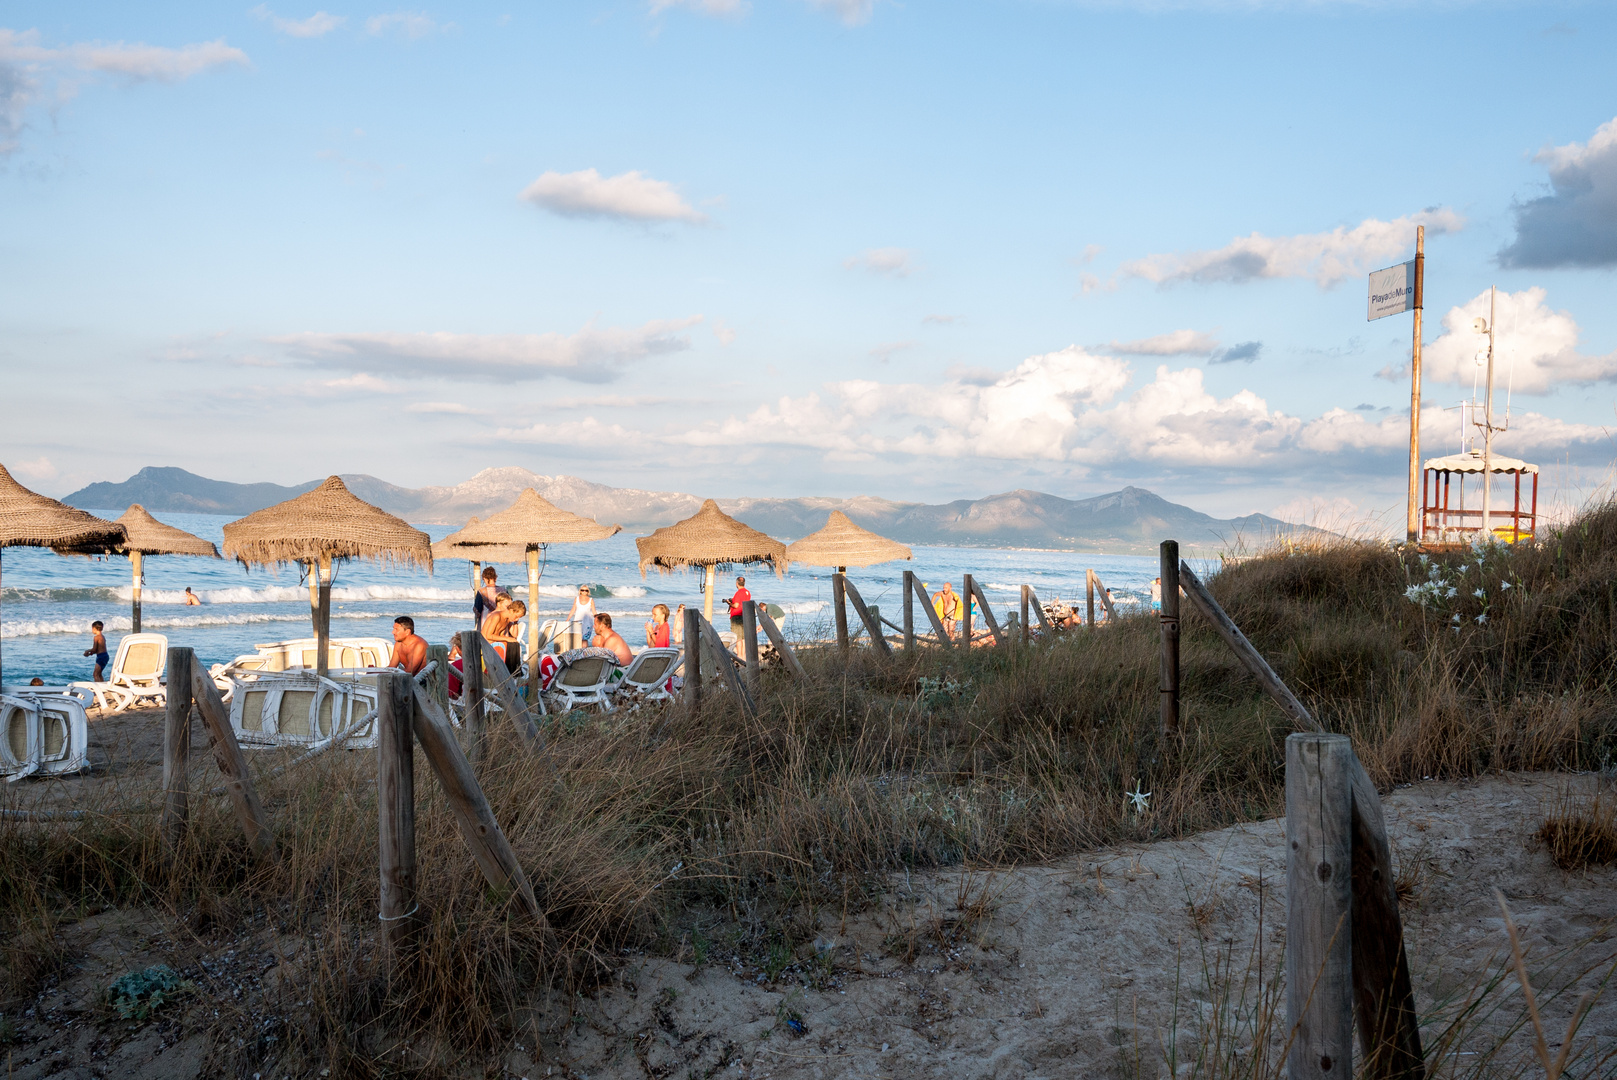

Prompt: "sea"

[0,510,1177,685]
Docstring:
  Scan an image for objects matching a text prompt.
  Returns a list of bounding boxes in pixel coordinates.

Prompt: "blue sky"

[2,0,1614,522]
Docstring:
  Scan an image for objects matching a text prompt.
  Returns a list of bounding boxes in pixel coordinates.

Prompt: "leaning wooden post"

[1287,732,1354,1080]
[902,570,916,651]
[378,671,419,959]
[699,615,758,719]
[1020,585,1030,646]
[1160,540,1180,737]
[908,573,953,648]
[131,550,144,634]
[1086,569,1096,628]
[189,662,277,862]
[315,555,333,679]
[741,600,760,695]
[957,578,970,646]
[161,647,194,849]
[841,578,892,657]
[754,607,805,679]
[464,628,485,764]
[965,576,1006,648]
[683,607,702,711]
[832,573,850,652]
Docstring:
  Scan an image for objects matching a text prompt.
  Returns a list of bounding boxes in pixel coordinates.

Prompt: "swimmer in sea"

[184,587,202,606]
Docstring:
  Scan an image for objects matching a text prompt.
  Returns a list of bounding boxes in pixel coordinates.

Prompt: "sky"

[1,0,1614,525]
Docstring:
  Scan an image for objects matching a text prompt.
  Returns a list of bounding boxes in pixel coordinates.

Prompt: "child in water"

[83,621,109,681]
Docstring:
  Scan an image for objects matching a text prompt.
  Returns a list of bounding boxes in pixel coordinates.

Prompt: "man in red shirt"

[726,575,751,640]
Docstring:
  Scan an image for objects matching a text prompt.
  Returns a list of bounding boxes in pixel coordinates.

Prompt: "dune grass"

[5,501,1617,1075]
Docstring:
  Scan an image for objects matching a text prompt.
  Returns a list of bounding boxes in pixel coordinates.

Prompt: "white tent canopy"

[1422,450,1538,475]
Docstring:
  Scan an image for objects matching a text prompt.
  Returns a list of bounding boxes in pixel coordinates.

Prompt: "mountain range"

[64,466,1308,554]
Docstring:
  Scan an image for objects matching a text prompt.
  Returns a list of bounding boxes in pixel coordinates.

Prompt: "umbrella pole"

[131,551,143,634]
[704,564,716,622]
[527,548,540,667]
[0,549,5,688]
[307,561,319,634]
[317,555,332,679]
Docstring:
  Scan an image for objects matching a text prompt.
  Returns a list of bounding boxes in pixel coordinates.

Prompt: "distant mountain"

[65,466,1309,554]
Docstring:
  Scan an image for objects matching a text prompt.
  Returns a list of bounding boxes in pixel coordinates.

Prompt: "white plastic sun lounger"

[542,648,623,713]
[227,671,382,751]
[69,633,168,713]
[2,692,91,781]
[612,648,682,706]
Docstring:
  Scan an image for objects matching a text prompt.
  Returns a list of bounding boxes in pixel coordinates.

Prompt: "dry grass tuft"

[1538,787,1617,870]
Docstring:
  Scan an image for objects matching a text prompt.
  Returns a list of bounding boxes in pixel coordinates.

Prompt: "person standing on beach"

[83,621,109,681]
[1150,577,1161,613]
[932,582,960,637]
[391,616,429,675]
[671,603,686,646]
[645,604,671,648]
[726,575,751,639]
[473,567,501,625]
[566,586,597,647]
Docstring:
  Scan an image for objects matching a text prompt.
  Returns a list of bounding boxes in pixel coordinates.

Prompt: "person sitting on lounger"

[446,633,465,699]
[593,613,633,666]
[391,616,429,675]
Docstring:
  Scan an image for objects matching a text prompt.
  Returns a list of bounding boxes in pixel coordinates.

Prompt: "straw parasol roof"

[431,517,528,563]
[785,511,911,569]
[0,463,126,551]
[223,476,432,569]
[114,504,220,558]
[635,499,788,578]
[453,489,621,549]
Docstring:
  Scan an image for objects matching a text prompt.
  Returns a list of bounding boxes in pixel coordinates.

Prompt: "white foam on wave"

[777,600,827,614]
[0,609,471,639]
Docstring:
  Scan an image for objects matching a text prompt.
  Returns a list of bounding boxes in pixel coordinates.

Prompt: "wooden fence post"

[683,607,702,710]
[962,575,974,645]
[1086,569,1095,628]
[1177,562,1318,731]
[742,600,760,694]
[1287,732,1354,1080]
[1160,540,1180,737]
[754,607,805,678]
[1020,586,1030,646]
[832,573,850,652]
[188,663,276,862]
[378,671,419,959]
[411,686,548,926]
[1024,586,1053,635]
[161,647,194,850]
[464,628,485,764]
[903,570,916,651]
[699,616,758,718]
[965,576,1006,649]
[841,578,892,657]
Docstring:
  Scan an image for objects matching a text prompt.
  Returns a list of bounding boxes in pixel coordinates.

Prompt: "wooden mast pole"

[1406,225,1424,544]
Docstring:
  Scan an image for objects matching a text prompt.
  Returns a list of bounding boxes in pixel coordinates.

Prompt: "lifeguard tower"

[1420,449,1538,546]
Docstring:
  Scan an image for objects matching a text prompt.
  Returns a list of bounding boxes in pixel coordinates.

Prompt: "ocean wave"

[777,601,827,615]
[0,584,472,606]
[0,609,469,639]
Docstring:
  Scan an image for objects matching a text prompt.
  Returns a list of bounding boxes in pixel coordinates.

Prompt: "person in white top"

[567,585,597,646]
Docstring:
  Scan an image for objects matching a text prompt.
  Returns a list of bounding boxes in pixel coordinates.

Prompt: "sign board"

[1367,261,1416,321]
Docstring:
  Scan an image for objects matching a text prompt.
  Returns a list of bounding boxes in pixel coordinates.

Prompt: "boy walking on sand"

[83,621,109,681]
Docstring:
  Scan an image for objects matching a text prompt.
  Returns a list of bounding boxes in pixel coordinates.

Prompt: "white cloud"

[650,0,750,15]
[10,456,57,483]
[251,6,347,38]
[712,319,736,346]
[844,247,915,278]
[406,401,486,415]
[269,317,703,382]
[1500,116,1617,269]
[494,416,637,445]
[364,11,447,38]
[520,168,707,225]
[1119,208,1464,288]
[869,340,914,361]
[319,372,399,392]
[808,0,875,24]
[1108,329,1218,356]
[0,28,247,152]
[1421,287,1617,394]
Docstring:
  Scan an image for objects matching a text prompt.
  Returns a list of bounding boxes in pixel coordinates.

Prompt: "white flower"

[1474,588,1486,599]
[1447,587,1458,598]
[1126,784,1152,813]
[1458,564,1470,573]
[1500,581,1513,591]
[1451,613,1462,623]
[1476,613,1488,625]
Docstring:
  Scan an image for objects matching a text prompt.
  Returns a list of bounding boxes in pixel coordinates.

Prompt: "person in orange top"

[644,603,671,648]
[726,575,751,638]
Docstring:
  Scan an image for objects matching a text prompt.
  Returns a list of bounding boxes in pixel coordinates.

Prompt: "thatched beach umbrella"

[445,489,621,660]
[635,499,787,621]
[110,505,221,633]
[785,511,911,573]
[223,476,432,678]
[0,463,127,687]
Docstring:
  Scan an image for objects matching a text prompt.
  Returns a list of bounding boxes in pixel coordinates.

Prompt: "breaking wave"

[0,609,469,639]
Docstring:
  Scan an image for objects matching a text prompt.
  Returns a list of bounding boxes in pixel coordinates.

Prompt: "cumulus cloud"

[1419,287,1617,394]
[664,347,1606,473]
[1119,208,1464,288]
[364,11,448,38]
[250,6,347,38]
[650,0,749,15]
[845,247,915,278]
[0,28,246,152]
[809,0,875,25]
[1108,329,1218,356]
[1499,116,1617,269]
[520,168,707,225]
[269,317,703,382]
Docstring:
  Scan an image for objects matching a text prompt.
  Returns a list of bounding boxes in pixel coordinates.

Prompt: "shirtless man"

[932,582,960,637]
[592,613,633,666]
[391,616,429,675]
[183,587,202,606]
